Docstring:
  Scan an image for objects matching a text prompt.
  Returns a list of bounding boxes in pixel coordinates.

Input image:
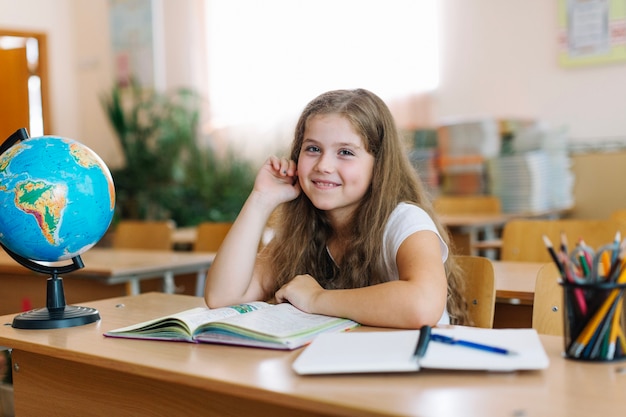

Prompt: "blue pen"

[431,334,516,356]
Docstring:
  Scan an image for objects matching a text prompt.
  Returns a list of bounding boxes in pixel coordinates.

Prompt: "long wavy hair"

[261,89,468,325]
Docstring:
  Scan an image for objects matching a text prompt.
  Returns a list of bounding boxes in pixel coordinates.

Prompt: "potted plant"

[101,81,255,227]
[102,81,201,222]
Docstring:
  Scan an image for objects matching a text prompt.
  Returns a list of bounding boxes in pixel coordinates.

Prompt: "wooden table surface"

[1,292,625,417]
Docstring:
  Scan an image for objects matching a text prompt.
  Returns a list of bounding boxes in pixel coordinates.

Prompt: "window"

[204,0,439,151]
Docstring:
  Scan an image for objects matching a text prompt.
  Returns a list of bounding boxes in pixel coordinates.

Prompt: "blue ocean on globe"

[0,136,115,262]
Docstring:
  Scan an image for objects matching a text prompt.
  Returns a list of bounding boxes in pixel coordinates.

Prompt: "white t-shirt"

[382,202,450,325]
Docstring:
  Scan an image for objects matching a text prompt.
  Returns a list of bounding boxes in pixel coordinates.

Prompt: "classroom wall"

[1,0,625,217]
[570,152,626,219]
[3,0,626,155]
[436,0,626,144]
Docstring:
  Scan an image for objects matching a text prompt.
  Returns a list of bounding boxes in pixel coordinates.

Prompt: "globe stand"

[1,243,101,329]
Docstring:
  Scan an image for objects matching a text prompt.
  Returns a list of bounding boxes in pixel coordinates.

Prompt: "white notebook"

[292,327,550,375]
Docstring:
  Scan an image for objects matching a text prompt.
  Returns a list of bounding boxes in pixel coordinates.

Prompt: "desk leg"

[125,280,140,296]
[482,226,497,259]
[162,271,176,294]
[468,229,479,257]
[195,268,207,297]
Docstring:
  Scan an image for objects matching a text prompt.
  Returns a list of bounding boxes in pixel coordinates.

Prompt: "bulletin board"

[109,0,155,86]
[558,0,626,67]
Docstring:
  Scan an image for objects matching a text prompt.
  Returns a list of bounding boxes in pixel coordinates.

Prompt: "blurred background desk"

[0,248,214,315]
[440,213,510,258]
[440,206,572,259]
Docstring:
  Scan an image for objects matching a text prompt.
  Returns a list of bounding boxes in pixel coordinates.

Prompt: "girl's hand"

[253,156,301,206]
[274,274,323,313]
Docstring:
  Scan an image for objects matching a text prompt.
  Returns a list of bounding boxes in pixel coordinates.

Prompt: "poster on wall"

[558,0,626,67]
[109,0,154,86]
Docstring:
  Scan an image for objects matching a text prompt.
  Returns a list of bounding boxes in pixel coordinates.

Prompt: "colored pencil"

[542,235,564,276]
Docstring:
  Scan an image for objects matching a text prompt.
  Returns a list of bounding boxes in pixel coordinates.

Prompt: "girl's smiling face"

[297,113,375,223]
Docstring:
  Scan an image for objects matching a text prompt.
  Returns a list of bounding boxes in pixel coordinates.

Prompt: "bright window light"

[205,0,439,128]
[28,75,44,137]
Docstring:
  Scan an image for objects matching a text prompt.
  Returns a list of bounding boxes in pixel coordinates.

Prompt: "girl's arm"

[204,157,300,308]
[274,230,448,328]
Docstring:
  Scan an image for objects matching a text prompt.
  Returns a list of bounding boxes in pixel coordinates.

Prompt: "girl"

[205,89,467,328]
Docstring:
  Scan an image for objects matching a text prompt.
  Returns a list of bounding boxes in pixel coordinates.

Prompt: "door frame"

[0,29,51,135]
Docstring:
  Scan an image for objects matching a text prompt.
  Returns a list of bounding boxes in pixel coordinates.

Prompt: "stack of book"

[487,149,574,213]
[436,118,501,195]
[487,123,574,213]
[406,129,439,195]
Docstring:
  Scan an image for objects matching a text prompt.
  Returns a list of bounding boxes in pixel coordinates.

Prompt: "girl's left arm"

[274,230,448,328]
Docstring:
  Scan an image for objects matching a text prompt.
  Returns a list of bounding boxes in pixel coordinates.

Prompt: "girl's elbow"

[404,303,445,329]
[204,289,229,309]
[204,294,218,309]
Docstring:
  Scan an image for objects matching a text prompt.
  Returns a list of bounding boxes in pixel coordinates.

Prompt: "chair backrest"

[500,219,625,262]
[194,222,233,252]
[610,209,626,223]
[532,262,563,335]
[433,195,501,215]
[454,255,496,328]
[112,220,174,250]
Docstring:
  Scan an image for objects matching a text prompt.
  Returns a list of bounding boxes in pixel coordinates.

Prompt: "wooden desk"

[0,248,215,314]
[1,293,624,417]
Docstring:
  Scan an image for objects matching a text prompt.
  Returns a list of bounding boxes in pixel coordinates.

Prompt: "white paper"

[292,327,550,375]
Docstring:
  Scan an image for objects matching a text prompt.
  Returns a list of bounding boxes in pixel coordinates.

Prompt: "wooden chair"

[500,218,626,262]
[532,262,563,335]
[112,220,175,251]
[194,222,233,253]
[193,222,233,296]
[111,220,175,294]
[455,255,496,328]
[610,209,626,223]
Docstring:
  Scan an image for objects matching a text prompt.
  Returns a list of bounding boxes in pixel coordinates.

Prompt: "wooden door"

[0,30,50,142]
[0,46,30,139]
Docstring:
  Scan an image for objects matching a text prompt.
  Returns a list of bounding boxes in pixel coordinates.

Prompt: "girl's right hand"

[253,156,301,206]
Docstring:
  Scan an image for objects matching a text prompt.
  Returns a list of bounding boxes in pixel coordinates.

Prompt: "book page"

[201,303,354,338]
[107,301,271,336]
[182,302,270,332]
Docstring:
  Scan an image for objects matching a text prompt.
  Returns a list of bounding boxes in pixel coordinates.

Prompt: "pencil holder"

[561,281,626,361]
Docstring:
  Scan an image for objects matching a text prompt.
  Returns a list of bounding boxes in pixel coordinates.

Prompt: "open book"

[104,301,359,350]
[293,327,550,374]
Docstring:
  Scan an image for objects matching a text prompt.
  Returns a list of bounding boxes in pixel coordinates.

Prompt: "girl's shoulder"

[386,202,437,235]
[389,202,430,220]
[385,202,448,261]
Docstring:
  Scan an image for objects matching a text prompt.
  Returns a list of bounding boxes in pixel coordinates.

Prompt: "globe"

[0,135,115,262]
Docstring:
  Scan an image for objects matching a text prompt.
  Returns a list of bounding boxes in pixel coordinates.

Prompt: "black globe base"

[12,306,100,329]
[0,245,102,329]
